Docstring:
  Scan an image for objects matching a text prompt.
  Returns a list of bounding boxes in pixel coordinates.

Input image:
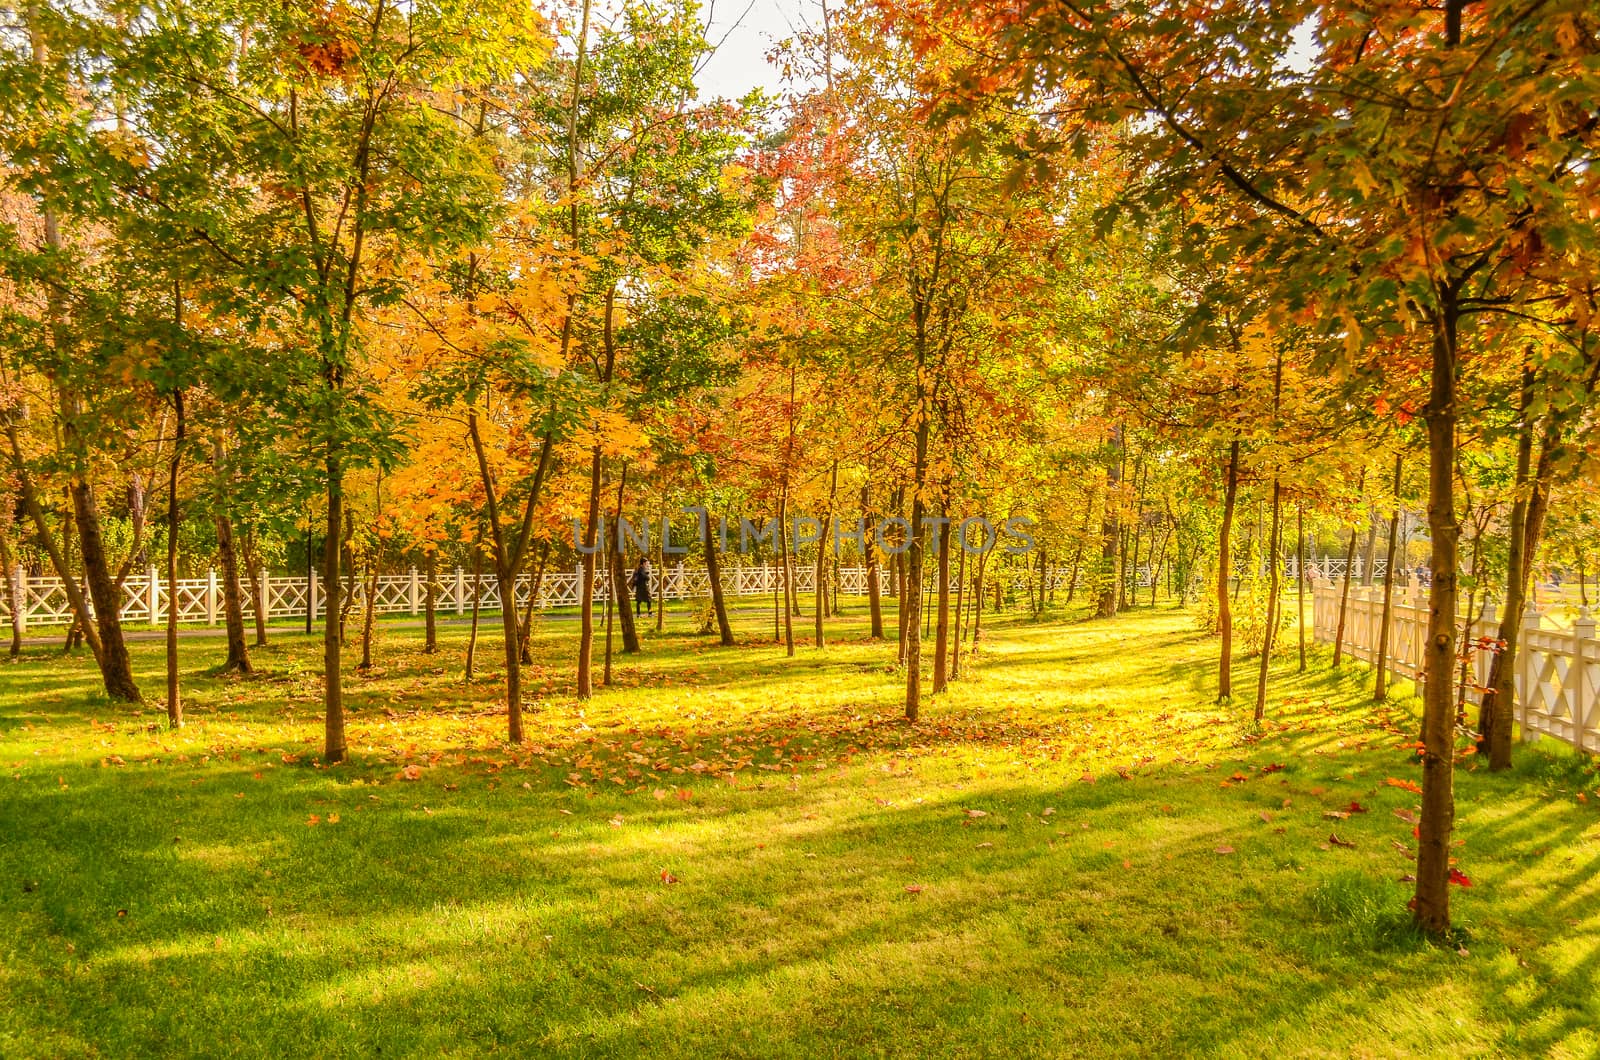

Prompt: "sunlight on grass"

[3,603,1599,1057]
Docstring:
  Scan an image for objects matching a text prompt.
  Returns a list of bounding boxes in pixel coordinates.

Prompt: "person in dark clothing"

[631,558,653,616]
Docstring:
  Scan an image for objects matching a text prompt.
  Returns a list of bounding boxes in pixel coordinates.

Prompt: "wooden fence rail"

[1311,578,1600,754]
[1,561,1142,631]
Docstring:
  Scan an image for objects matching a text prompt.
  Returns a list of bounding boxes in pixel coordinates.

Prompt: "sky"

[694,0,819,101]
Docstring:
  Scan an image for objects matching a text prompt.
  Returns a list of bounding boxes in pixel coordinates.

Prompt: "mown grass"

[2,599,1598,1058]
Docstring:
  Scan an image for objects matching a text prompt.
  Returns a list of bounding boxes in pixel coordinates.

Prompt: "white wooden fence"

[2,561,1122,631]
[1312,578,1600,754]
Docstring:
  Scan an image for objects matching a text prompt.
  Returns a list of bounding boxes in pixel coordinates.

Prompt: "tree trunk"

[520,540,551,665]
[577,449,602,698]
[423,552,438,653]
[1254,477,1282,724]
[165,391,186,725]
[813,507,828,649]
[950,535,967,681]
[1412,292,1461,938]
[904,412,931,721]
[701,508,734,645]
[322,446,346,763]
[1095,424,1122,618]
[1296,502,1307,673]
[1332,491,1362,667]
[0,529,21,657]
[779,486,795,657]
[1360,511,1379,586]
[242,529,268,648]
[603,547,615,686]
[358,545,378,671]
[216,511,253,674]
[608,468,639,654]
[465,530,483,680]
[1217,440,1240,700]
[5,423,102,660]
[933,508,951,693]
[1477,366,1551,769]
[864,486,884,639]
[72,476,141,702]
[1374,455,1403,702]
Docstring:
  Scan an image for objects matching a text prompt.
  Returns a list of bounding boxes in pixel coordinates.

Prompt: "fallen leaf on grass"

[660,870,679,885]
[1449,868,1473,887]
[1215,845,1235,855]
[1393,807,1418,824]
[905,884,924,894]
[400,764,422,781]
[1385,777,1423,794]
[1328,833,1356,848]
[964,809,988,818]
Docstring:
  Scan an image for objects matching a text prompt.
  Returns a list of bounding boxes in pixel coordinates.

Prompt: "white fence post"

[1519,602,1541,743]
[259,569,271,621]
[146,565,160,626]
[409,567,421,615]
[1574,608,1595,751]
[13,565,25,634]
[309,568,320,620]
[454,567,466,615]
[206,569,219,626]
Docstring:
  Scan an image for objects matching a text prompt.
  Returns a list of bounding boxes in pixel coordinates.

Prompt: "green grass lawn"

[2,602,1598,1057]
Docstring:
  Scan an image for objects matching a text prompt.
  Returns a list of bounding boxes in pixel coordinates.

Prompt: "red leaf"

[1449,868,1473,887]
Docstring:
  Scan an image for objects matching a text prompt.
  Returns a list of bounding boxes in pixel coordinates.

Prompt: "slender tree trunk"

[608,468,639,654]
[322,446,345,763]
[700,508,734,645]
[0,529,21,657]
[520,540,550,665]
[338,509,357,646]
[603,547,615,686]
[966,550,979,653]
[779,488,795,657]
[1374,455,1403,702]
[1332,477,1364,667]
[1360,510,1379,586]
[577,450,602,698]
[904,410,931,721]
[1096,424,1122,618]
[358,546,378,671]
[216,511,253,674]
[1479,377,1555,769]
[165,391,185,725]
[655,511,666,633]
[243,530,268,648]
[72,477,140,701]
[934,508,951,693]
[1296,503,1307,673]
[950,536,966,681]
[864,486,884,639]
[813,506,828,649]
[1412,290,1462,938]
[5,424,102,659]
[465,530,483,680]
[423,552,438,654]
[1217,440,1240,700]
[1254,478,1283,724]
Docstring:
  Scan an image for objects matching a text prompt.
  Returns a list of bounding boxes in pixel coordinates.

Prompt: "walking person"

[631,557,653,617]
